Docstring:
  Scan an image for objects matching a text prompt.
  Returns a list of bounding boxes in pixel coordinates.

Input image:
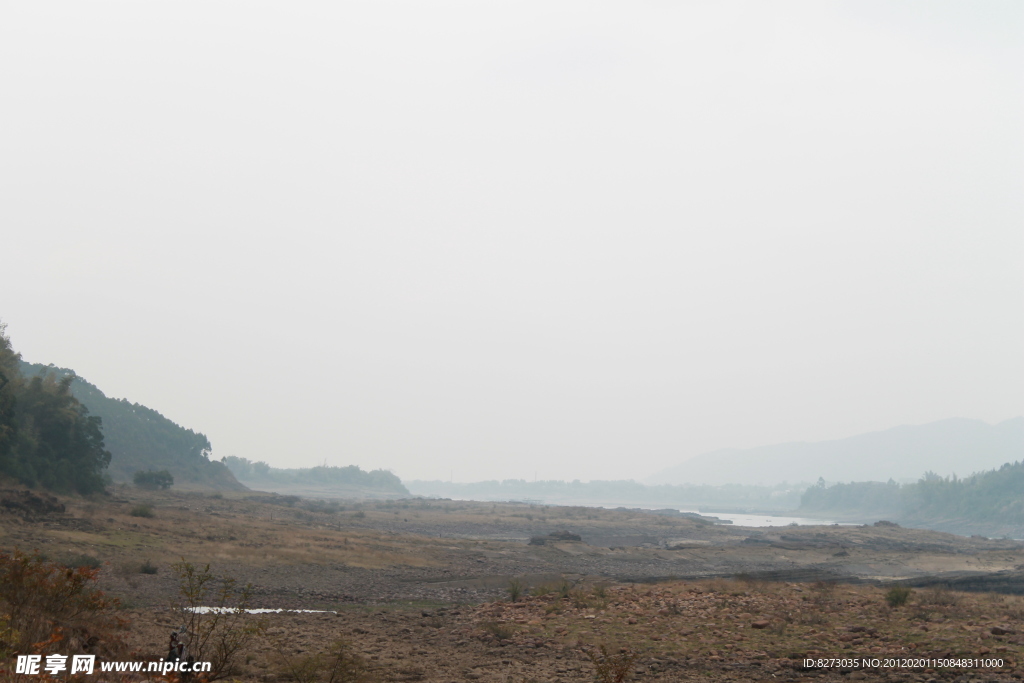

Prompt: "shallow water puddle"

[189,607,336,614]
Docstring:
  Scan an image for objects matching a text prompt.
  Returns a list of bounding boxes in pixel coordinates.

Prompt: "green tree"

[0,322,110,494]
[0,322,22,467]
[134,469,174,490]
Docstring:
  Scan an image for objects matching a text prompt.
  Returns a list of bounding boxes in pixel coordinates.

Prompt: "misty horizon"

[2,1,1021,483]
[15,355,1024,486]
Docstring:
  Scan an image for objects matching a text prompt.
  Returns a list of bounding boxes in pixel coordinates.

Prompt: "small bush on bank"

[481,621,516,641]
[274,638,370,683]
[507,578,524,602]
[885,585,913,607]
[173,559,266,680]
[130,504,155,518]
[919,584,959,606]
[133,469,174,490]
[583,644,640,683]
[58,553,102,569]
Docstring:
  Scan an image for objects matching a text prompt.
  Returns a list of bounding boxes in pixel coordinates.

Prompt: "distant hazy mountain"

[20,361,246,490]
[646,418,1024,487]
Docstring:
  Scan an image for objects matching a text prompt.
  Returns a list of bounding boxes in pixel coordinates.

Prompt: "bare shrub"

[810,579,837,607]
[583,644,640,683]
[275,639,371,683]
[570,589,591,609]
[812,579,837,596]
[172,559,266,680]
[918,584,959,607]
[56,553,102,569]
[481,621,516,641]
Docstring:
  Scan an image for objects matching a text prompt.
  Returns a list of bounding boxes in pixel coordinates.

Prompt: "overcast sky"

[2,1,1021,483]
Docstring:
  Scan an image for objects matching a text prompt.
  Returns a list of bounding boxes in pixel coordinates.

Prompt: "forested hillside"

[800,462,1024,536]
[0,323,110,493]
[17,361,244,490]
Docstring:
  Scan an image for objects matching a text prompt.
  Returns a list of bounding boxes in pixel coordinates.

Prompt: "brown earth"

[4,487,1024,681]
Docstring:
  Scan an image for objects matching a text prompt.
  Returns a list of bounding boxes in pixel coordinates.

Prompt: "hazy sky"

[2,1,1021,483]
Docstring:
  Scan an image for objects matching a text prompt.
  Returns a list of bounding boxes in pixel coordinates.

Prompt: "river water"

[588,504,855,527]
[686,510,853,527]
[189,607,334,614]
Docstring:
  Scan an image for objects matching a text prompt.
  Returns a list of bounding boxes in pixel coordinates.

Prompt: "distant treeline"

[799,462,1024,534]
[221,456,408,495]
[407,478,804,510]
[0,324,110,494]
[799,478,904,518]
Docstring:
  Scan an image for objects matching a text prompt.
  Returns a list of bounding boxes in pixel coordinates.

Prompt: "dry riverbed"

[5,488,1024,681]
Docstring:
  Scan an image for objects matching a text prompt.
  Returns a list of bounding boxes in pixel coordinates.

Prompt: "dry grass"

[2,490,730,577]
[7,488,1022,683]
[467,577,1024,670]
[2,491,441,571]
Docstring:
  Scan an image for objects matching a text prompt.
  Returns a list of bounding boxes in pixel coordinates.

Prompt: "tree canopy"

[0,323,111,494]
[799,461,1024,536]
[133,469,174,490]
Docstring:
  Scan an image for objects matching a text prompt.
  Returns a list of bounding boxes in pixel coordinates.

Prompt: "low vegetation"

[0,548,126,658]
[129,503,155,517]
[506,578,524,602]
[464,577,1024,680]
[173,560,266,680]
[273,638,371,683]
[885,584,913,607]
[133,469,174,490]
[6,485,1024,681]
[584,644,641,683]
[57,553,102,569]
